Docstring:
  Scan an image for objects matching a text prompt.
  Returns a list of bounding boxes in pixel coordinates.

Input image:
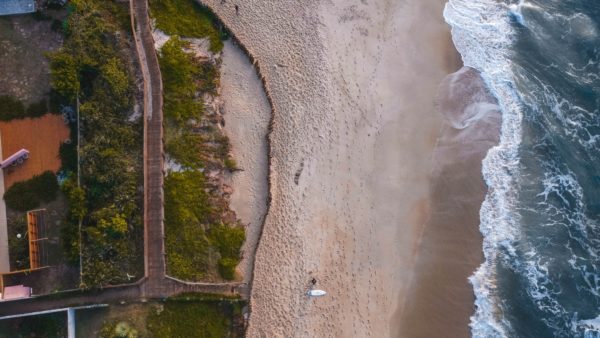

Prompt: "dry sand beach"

[200,0,495,336]
[220,40,271,283]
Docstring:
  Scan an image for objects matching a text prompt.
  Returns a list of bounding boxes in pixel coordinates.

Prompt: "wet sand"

[395,67,501,337]
[197,0,490,336]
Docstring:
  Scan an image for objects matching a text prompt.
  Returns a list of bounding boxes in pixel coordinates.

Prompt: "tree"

[49,52,80,100]
[62,177,87,221]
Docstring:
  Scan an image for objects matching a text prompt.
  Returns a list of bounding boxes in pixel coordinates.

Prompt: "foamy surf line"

[444,0,523,337]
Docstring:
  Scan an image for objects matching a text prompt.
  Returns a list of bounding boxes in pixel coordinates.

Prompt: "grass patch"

[150,0,223,52]
[4,171,59,212]
[147,298,244,338]
[0,312,66,338]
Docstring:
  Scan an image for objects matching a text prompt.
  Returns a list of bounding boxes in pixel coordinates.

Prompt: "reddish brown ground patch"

[0,114,69,189]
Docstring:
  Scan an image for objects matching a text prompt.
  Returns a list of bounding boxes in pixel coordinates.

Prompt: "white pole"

[67,308,75,338]
[76,93,83,287]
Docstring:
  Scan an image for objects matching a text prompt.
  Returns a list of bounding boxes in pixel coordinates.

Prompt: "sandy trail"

[198,0,472,336]
[219,40,271,283]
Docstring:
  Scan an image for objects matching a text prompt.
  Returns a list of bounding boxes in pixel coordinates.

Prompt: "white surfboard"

[307,289,327,297]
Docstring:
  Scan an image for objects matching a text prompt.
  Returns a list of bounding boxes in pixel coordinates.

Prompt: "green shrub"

[150,0,224,52]
[26,99,49,118]
[224,157,237,171]
[100,321,139,338]
[210,223,244,260]
[164,170,212,280]
[4,171,59,212]
[165,132,203,169]
[159,37,203,125]
[210,223,244,280]
[198,61,218,94]
[0,96,53,121]
[48,52,80,101]
[59,141,77,173]
[217,258,237,281]
[0,95,25,120]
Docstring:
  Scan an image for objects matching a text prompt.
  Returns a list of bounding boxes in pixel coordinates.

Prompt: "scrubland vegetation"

[156,7,244,281]
[150,0,224,52]
[47,0,143,288]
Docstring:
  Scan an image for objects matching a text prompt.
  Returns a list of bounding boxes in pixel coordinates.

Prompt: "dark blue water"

[445,0,600,337]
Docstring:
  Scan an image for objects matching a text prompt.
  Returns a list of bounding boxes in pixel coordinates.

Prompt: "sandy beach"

[199,0,492,336]
[219,40,271,283]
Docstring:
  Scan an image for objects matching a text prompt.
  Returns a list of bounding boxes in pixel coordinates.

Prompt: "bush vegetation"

[4,171,59,212]
[164,170,211,280]
[149,0,224,52]
[100,321,139,338]
[48,0,143,288]
[0,95,51,121]
[159,36,244,281]
[160,38,203,125]
[0,312,67,338]
[147,297,244,338]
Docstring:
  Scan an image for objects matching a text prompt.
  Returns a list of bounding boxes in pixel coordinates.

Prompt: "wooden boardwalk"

[0,0,247,317]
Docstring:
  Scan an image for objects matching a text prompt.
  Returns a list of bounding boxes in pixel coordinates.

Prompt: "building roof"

[0,0,36,16]
[2,285,32,300]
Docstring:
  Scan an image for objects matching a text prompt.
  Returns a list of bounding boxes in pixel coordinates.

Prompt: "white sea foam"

[577,315,600,338]
[444,0,524,337]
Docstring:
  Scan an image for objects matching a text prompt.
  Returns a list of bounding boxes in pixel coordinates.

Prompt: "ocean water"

[444,0,600,337]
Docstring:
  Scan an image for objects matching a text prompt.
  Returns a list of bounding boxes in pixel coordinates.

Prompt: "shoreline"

[199,0,482,336]
[395,67,501,337]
